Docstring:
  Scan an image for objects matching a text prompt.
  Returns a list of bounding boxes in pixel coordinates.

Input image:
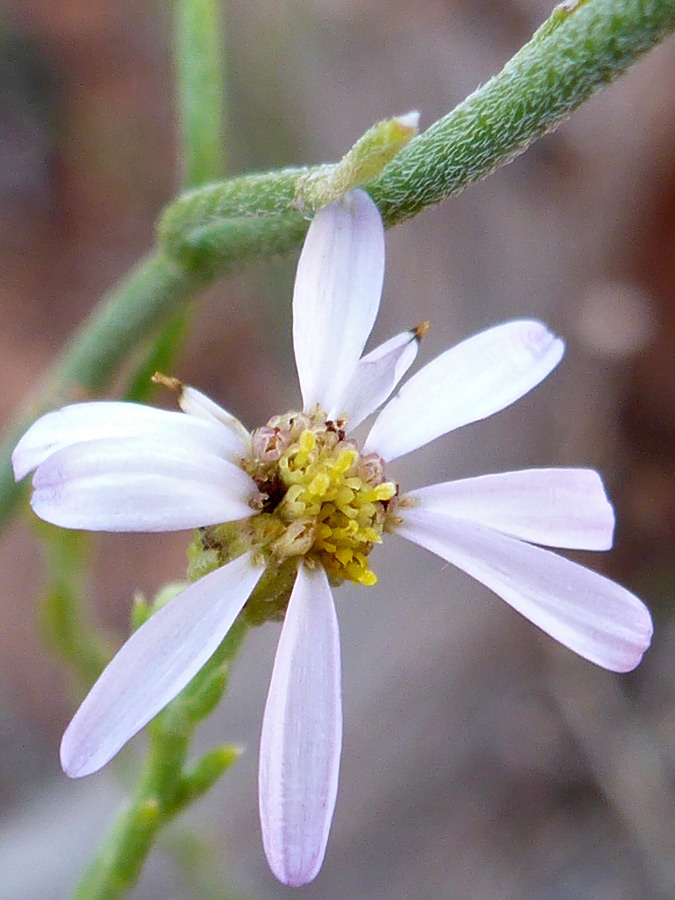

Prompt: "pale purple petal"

[397,509,652,672]
[405,469,615,550]
[364,320,565,461]
[178,386,251,447]
[31,436,258,532]
[333,328,421,430]
[259,563,342,887]
[293,190,385,413]
[12,400,247,481]
[61,552,265,778]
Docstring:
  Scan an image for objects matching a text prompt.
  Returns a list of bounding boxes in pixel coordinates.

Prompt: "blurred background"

[1,1,675,898]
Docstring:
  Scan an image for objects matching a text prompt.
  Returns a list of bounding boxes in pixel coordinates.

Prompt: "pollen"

[246,409,397,586]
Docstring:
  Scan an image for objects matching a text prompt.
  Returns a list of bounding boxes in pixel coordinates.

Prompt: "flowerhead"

[13,190,652,887]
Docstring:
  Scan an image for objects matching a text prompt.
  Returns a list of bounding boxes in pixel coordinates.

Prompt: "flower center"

[186,409,397,625]
[247,408,397,586]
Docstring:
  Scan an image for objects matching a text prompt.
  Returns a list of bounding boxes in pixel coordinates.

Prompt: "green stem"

[2,0,675,528]
[121,0,230,405]
[72,618,248,900]
[174,0,228,187]
[41,527,110,688]
[369,0,675,223]
[161,0,675,255]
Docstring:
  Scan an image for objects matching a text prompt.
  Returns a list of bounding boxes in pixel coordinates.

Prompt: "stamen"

[414,321,430,341]
[151,372,182,393]
[243,409,398,587]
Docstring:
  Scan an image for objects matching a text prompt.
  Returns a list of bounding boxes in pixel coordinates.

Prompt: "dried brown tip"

[414,321,430,341]
[152,372,183,393]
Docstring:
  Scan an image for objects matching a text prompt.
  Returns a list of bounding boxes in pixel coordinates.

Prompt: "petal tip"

[11,447,27,483]
[11,428,42,482]
[611,640,652,674]
[587,593,653,673]
[60,737,96,780]
[529,320,565,360]
[268,856,322,888]
[518,319,565,361]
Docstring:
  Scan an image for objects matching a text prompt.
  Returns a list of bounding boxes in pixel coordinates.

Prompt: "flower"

[13,190,652,887]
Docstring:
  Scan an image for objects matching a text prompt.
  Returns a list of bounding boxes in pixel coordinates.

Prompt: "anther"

[152,372,183,393]
[414,321,430,341]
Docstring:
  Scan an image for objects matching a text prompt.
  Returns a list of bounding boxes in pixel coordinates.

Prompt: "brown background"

[1,1,675,898]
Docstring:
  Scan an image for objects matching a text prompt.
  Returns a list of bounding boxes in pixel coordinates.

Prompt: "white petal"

[12,400,247,481]
[31,436,258,532]
[398,509,652,672]
[61,552,265,778]
[405,469,615,550]
[293,190,385,413]
[178,386,251,447]
[364,320,565,461]
[259,563,342,887]
[332,328,421,430]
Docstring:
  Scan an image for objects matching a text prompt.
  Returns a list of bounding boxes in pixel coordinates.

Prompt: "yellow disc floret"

[247,408,397,586]
[189,408,398,626]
